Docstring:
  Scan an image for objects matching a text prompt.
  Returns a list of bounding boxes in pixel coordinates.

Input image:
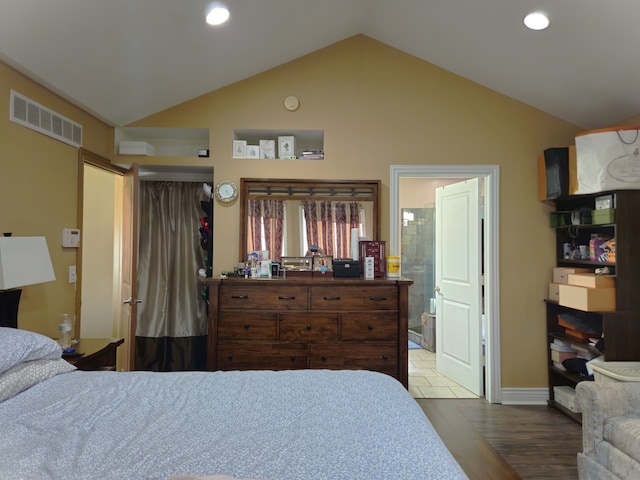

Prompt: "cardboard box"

[567,273,615,289]
[548,283,560,301]
[559,284,616,311]
[553,267,590,284]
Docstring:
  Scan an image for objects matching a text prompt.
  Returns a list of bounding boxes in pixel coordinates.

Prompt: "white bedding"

[0,329,467,480]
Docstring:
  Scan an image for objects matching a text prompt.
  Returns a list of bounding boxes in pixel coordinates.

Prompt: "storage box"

[553,386,581,413]
[553,267,591,284]
[591,208,615,225]
[281,256,312,277]
[333,259,360,278]
[548,283,560,301]
[567,273,615,289]
[591,362,640,382]
[118,141,155,156]
[558,284,616,311]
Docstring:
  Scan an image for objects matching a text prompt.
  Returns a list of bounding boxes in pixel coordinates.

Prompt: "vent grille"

[10,90,82,148]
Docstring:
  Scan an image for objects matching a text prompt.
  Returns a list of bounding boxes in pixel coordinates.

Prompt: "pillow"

[0,357,76,402]
[0,327,62,374]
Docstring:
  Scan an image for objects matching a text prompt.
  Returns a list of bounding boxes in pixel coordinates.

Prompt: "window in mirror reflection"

[300,201,365,259]
[247,199,286,260]
[247,199,369,262]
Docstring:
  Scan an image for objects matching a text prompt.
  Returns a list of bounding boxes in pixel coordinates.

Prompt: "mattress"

[0,368,467,480]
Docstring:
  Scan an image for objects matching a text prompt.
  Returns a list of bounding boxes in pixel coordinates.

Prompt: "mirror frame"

[239,178,381,262]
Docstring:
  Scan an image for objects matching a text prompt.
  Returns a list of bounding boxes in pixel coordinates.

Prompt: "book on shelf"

[551,349,577,363]
[550,340,576,352]
[569,342,591,354]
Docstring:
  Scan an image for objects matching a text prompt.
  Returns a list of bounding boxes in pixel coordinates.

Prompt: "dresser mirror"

[239,178,381,262]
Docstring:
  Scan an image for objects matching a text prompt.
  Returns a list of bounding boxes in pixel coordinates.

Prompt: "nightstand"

[63,338,124,371]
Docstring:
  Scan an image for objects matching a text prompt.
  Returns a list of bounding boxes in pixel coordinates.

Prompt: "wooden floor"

[417,398,583,480]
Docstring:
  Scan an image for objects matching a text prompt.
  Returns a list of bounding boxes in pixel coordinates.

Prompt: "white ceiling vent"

[10,90,82,148]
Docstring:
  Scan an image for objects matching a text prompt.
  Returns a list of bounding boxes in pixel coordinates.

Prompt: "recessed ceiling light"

[206,5,230,26]
[524,12,549,30]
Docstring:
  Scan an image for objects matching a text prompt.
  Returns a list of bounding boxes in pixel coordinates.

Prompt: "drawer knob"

[279,296,296,300]
[382,355,389,361]
[227,354,233,361]
[323,296,340,301]
[321,355,328,361]
[231,295,249,300]
[368,325,374,330]
[290,355,297,361]
[306,325,312,331]
[370,296,386,301]
[243,324,250,329]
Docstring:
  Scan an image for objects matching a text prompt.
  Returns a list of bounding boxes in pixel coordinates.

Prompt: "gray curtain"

[135,181,207,371]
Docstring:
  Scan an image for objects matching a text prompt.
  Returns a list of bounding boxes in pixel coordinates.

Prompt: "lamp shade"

[0,237,56,290]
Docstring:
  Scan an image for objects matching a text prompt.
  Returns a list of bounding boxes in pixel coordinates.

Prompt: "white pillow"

[0,357,76,402]
[0,327,62,374]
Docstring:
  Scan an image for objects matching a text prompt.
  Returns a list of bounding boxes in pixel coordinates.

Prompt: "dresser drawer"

[218,312,278,340]
[219,285,308,310]
[309,343,398,374]
[279,313,339,341]
[310,286,398,310]
[217,343,307,370]
[341,312,398,341]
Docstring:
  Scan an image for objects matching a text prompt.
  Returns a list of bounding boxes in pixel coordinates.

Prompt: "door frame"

[390,164,500,403]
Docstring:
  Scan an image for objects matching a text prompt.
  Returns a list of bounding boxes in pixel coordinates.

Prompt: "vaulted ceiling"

[1,0,638,129]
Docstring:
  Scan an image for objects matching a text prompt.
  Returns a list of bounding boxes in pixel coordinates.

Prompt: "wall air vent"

[10,90,82,148]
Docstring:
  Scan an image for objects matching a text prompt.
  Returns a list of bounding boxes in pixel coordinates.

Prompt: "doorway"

[390,165,500,403]
[78,153,213,371]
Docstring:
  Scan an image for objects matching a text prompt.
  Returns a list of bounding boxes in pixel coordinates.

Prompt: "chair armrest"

[576,381,640,456]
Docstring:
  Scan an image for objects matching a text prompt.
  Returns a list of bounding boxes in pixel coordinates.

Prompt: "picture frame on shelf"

[233,140,247,158]
[246,145,260,158]
[278,136,295,159]
[259,139,275,159]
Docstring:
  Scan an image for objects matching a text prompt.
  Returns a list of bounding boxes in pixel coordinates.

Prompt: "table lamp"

[0,236,56,328]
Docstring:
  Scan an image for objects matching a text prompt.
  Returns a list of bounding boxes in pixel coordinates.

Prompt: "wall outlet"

[69,266,76,283]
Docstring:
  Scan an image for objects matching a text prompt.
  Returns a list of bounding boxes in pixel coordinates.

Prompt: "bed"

[0,327,468,480]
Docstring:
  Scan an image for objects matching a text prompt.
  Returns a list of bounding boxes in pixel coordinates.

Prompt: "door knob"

[122,298,142,305]
[434,286,442,296]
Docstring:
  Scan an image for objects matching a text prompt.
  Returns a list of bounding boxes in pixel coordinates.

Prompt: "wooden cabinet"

[546,190,640,422]
[205,277,412,387]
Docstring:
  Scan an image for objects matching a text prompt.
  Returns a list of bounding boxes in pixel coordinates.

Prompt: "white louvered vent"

[10,90,82,148]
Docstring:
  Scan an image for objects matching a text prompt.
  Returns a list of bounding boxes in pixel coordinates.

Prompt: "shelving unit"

[546,190,640,422]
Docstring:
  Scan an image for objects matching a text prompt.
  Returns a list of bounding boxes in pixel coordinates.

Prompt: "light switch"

[69,266,76,283]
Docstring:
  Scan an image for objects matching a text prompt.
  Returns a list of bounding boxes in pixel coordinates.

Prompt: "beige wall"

[127,35,585,388]
[2,34,600,389]
[0,61,113,337]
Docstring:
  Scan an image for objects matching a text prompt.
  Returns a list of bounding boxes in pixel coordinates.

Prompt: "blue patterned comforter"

[0,369,467,479]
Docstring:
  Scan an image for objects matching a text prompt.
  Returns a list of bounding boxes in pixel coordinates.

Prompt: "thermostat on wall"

[62,228,80,248]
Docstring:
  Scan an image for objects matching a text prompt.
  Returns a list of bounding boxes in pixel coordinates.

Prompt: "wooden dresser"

[205,277,412,387]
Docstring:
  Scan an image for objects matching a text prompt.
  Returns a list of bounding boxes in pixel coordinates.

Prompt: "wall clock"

[214,180,238,204]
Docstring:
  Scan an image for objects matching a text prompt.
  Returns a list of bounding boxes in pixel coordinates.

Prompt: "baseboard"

[500,387,548,405]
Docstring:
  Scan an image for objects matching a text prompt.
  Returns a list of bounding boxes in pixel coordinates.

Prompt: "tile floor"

[408,348,479,399]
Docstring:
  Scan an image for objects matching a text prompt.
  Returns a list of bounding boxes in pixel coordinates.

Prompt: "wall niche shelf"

[232,129,324,160]
[115,127,209,158]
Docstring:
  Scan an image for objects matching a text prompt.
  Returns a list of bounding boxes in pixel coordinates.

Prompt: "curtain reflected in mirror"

[240,178,381,262]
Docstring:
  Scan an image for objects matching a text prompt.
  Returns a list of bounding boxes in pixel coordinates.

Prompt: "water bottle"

[58,313,72,350]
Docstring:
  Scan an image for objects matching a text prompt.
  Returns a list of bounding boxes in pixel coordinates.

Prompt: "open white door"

[435,178,483,396]
[121,164,140,371]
